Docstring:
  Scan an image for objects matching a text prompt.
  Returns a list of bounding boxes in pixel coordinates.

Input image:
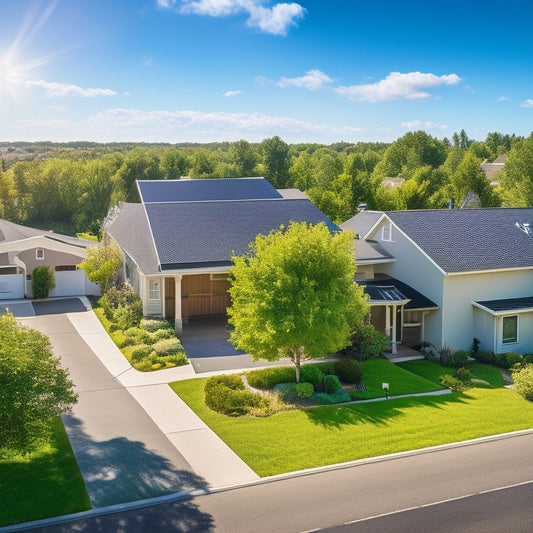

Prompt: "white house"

[342,207,533,355]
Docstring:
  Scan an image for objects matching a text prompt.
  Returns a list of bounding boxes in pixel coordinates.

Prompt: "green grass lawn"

[170,363,533,477]
[397,360,504,388]
[0,418,91,527]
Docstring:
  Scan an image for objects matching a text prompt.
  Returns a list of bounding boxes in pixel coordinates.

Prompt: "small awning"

[363,285,409,305]
[472,296,533,316]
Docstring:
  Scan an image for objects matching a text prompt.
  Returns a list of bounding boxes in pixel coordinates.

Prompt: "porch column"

[174,275,182,336]
[391,305,398,355]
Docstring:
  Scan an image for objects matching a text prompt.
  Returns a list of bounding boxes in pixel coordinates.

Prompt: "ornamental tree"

[0,314,77,454]
[228,222,368,382]
[79,238,123,292]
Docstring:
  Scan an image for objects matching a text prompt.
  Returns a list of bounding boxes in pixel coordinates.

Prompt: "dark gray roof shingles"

[475,296,533,313]
[359,277,438,310]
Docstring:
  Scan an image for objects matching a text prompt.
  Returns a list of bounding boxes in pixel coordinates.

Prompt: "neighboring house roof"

[340,210,382,238]
[385,208,533,273]
[359,277,439,310]
[138,177,282,203]
[107,178,339,273]
[473,296,533,315]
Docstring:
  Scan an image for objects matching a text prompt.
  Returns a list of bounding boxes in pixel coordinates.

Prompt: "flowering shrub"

[343,324,390,361]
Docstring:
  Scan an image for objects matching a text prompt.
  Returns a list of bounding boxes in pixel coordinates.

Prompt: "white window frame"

[36,248,45,260]
[148,279,161,301]
[501,315,519,345]
[382,222,393,242]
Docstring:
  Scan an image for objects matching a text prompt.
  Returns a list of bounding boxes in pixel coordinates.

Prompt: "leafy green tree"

[160,148,189,180]
[79,239,123,292]
[450,152,497,207]
[229,140,258,177]
[228,222,368,382]
[261,136,290,188]
[499,134,533,206]
[0,314,77,453]
[32,266,56,298]
[189,149,216,179]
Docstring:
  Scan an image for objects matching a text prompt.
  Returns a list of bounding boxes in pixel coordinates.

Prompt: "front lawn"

[170,366,533,477]
[0,417,91,527]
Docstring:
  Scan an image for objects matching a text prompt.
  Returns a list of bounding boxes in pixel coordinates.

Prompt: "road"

[22,431,533,532]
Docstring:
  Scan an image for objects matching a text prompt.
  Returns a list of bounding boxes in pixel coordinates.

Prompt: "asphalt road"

[22,431,533,533]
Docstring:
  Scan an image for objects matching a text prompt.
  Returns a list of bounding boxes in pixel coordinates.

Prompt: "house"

[105,178,339,333]
[341,207,533,355]
[0,219,100,300]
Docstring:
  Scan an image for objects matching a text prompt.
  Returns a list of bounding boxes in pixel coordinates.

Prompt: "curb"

[3,428,533,532]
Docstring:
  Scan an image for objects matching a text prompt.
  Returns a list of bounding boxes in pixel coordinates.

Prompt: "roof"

[385,208,533,273]
[359,277,438,310]
[354,239,394,263]
[108,178,339,273]
[145,198,339,270]
[341,210,382,238]
[138,178,282,203]
[473,296,533,314]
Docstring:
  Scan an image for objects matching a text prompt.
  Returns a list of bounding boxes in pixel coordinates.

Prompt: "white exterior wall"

[495,312,533,355]
[442,269,533,351]
[370,219,444,348]
[0,274,25,299]
[473,307,495,353]
[50,271,86,297]
[146,275,163,316]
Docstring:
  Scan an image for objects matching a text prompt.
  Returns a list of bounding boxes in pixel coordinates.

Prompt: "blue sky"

[1,0,532,144]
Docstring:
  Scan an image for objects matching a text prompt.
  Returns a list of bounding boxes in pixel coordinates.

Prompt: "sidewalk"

[66,308,260,489]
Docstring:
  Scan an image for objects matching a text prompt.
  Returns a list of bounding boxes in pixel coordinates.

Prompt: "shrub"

[420,342,438,362]
[296,382,314,399]
[473,350,495,365]
[344,324,390,360]
[511,363,533,401]
[300,365,324,388]
[312,390,351,405]
[246,367,296,389]
[523,354,533,365]
[439,374,469,392]
[32,266,56,298]
[130,344,154,362]
[140,318,174,333]
[204,374,263,415]
[151,328,175,341]
[471,337,480,357]
[323,374,342,394]
[449,350,470,369]
[273,383,298,403]
[505,352,523,369]
[105,283,139,310]
[335,358,363,384]
[113,300,143,330]
[316,361,337,375]
[124,327,153,344]
[455,367,472,384]
[153,338,184,357]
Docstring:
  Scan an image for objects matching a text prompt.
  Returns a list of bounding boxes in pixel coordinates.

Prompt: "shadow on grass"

[62,416,209,509]
[304,392,469,429]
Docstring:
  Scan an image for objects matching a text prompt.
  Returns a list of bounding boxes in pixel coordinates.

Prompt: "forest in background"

[0,129,532,236]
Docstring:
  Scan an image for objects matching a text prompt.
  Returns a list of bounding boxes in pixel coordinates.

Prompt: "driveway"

[182,316,293,373]
[18,300,206,508]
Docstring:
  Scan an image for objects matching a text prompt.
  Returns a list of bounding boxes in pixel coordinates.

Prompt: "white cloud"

[160,0,305,36]
[401,120,448,131]
[26,80,117,98]
[521,99,533,108]
[497,95,509,102]
[255,75,273,85]
[277,69,333,91]
[335,71,462,103]
[223,90,242,97]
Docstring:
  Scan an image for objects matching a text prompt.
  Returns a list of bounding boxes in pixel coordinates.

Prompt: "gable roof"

[107,178,339,274]
[138,177,282,203]
[341,210,382,238]
[384,208,533,273]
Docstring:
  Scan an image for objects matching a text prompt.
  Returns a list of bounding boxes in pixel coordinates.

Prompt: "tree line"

[0,129,531,235]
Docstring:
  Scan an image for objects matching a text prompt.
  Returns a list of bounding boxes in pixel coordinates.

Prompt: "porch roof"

[359,277,438,310]
[472,296,533,315]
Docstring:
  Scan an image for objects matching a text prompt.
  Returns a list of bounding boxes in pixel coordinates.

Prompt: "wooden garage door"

[182,274,230,318]
[165,277,175,318]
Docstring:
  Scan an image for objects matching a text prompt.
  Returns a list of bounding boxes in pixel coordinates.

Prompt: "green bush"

[523,354,533,365]
[153,338,184,357]
[246,367,296,389]
[123,327,153,344]
[511,364,533,401]
[273,383,298,403]
[473,350,495,364]
[105,284,139,310]
[204,374,263,415]
[113,301,143,330]
[140,318,174,333]
[300,365,324,388]
[32,266,56,298]
[323,374,342,394]
[316,361,337,375]
[438,346,469,368]
[296,382,314,399]
[130,344,154,362]
[454,367,472,384]
[151,328,175,341]
[439,374,469,392]
[344,324,390,361]
[335,358,363,384]
[505,352,523,369]
[312,390,351,405]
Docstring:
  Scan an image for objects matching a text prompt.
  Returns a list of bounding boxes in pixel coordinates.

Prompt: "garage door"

[181,274,230,318]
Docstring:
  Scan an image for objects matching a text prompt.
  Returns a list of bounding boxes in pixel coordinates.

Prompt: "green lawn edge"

[0,417,91,527]
[170,362,533,477]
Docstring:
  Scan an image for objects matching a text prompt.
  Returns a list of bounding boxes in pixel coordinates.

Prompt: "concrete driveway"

[18,300,206,508]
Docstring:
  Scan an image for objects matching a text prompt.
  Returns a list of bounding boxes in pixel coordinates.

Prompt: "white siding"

[0,274,24,300]
[473,307,496,353]
[146,276,163,316]
[50,271,86,297]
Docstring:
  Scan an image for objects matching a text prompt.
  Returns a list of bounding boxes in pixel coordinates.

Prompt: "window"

[502,315,518,344]
[55,265,76,271]
[149,280,161,300]
[36,248,44,260]
[382,223,393,241]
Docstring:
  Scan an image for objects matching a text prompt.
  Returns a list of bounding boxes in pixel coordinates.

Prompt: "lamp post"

[382,382,389,399]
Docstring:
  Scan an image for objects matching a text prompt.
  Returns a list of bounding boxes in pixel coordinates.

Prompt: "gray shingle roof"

[341,210,383,238]
[138,178,282,203]
[359,277,438,310]
[354,239,394,262]
[385,208,533,273]
[145,198,339,269]
[474,296,533,313]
